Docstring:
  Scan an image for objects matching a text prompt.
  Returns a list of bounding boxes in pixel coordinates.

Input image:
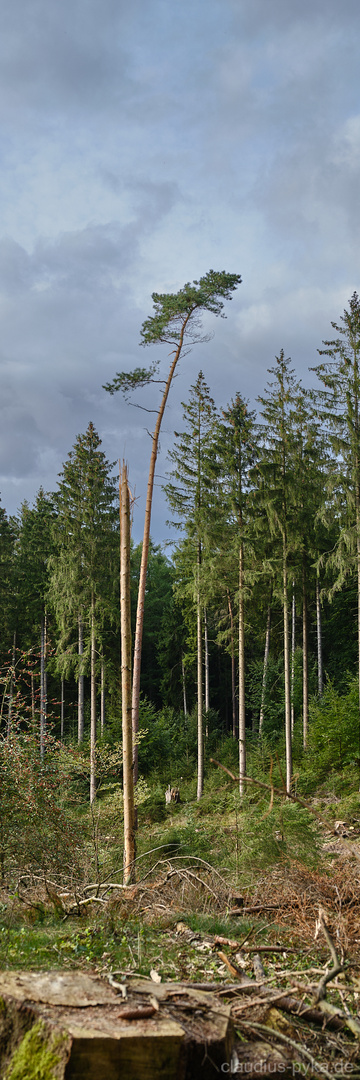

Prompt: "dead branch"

[238,1020,334,1080]
[314,906,345,1002]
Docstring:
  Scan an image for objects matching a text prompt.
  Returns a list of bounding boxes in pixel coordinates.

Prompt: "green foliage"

[138,699,196,776]
[301,678,360,786]
[237,799,322,874]
[140,270,241,346]
[0,722,83,880]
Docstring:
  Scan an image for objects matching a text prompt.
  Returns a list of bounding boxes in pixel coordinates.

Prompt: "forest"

[1,280,360,1076]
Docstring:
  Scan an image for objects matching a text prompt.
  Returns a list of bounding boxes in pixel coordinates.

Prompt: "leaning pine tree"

[104,270,241,787]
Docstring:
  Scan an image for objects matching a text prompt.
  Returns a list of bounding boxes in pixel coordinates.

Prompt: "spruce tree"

[164,371,220,799]
[256,352,303,792]
[218,395,257,792]
[312,293,360,734]
[49,422,118,800]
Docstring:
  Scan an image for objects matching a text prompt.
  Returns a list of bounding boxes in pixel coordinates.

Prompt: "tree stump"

[0,970,233,1079]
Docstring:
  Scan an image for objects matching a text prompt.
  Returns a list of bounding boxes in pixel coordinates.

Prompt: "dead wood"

[0,971,233,1080]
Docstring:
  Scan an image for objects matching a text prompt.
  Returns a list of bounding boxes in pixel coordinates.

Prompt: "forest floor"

[1,784,360,1077]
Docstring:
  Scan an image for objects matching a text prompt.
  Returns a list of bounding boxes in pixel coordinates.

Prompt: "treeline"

[1,293,360,797]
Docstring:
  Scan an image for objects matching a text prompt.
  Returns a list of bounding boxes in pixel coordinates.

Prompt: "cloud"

[0,0,359,543]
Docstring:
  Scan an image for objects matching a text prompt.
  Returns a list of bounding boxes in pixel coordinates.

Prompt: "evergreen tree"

[218,395,257,792]
[164,371,220,799]
[256,352,303,792]
[49,422,118,801]
[104,270,241,783]
[15,490,56,753]
[312,293,360,730]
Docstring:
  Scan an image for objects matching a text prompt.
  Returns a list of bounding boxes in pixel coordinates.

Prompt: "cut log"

[0,971,233,1079]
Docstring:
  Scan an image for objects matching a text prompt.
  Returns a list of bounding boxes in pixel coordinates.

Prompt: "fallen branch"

[238,1020,334,1080]
[314,906,345,1002]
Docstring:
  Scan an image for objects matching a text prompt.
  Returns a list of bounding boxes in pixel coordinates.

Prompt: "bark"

[77,616,84,744]
[31,672,35,726]
[357,500,360,767]
[302,561,308,749]
[132,312,192,784]
[204,607,209,736]
[290,580,295,734]
[181,654,187,717]
[316,577,323,697]
[0,970,231,1080]
[283,542,292,794]
[197,546,204,800]
[100,655,105,736]
[120,463,136,884]
[238,540,246,795]
[60,677,64,741]
[89,597,96,804]
[227,592,237,739]
[6,631,16,738]
[259,598,271,734]
[40,615,46,761]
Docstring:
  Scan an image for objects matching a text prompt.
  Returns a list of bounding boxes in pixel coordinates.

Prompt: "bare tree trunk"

[120,463,136,884]
[227,592,237,738]
[7,631,16,738]
[31,672,35,727]
[181,655,187,717]
[40,615,46,761]
[259,598,272,734]
[90,598,96,804]
[357,509,360,779]
[100,655,105,737]
[78,616,84,744]
[197,540,204,800]
[316,578,323,697]
[204,608,209,737]
[302,563,308,750]
[283,544,292,794]
[290,580,295,735]
[196,598,203,801]
[238,541,246,795]
[132,313,192,784]
[60,678,64,741]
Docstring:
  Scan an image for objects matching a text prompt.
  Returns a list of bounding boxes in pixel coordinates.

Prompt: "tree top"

[103,270,241,396]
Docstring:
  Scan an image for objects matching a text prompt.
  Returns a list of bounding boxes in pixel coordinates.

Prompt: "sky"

[1,0,360,544]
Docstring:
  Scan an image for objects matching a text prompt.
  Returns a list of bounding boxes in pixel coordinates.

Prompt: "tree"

[256,353,303,793]
[49,423,118,801]
[312,293,360,736]
[120,462,136,884]
[15,490,56,755]
[104,270,241,784]
[218,395,257,792]
[165,371,220,799]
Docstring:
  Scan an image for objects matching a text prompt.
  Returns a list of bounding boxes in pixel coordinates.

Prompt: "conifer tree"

[256,353,303,792]
[15,490,56,753]
[49,422,118,801]
[218,395,257,792]
[164,371,220,799]
[312,293,360,729]
[104,270,241,783]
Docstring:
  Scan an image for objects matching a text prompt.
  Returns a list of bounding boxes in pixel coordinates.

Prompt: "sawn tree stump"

[0,970,233,1079]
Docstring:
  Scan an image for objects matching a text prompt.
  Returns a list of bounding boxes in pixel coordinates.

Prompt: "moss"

[5,1020,69,1080]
